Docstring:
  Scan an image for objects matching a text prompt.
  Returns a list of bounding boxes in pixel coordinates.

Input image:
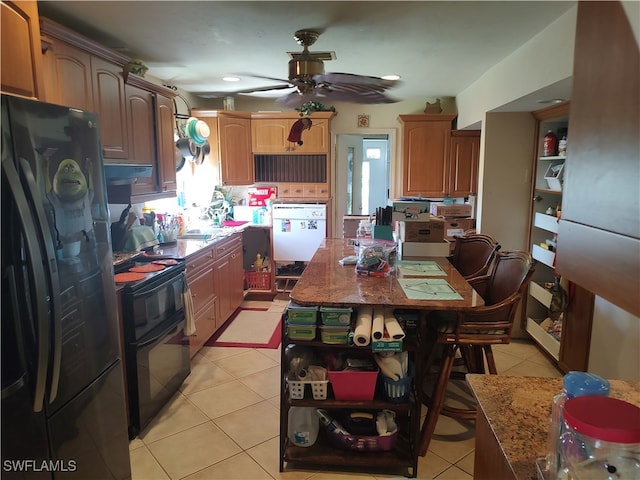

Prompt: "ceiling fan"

[205,29,401,107]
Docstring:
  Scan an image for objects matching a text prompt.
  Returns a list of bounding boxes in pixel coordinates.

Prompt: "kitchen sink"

[178,227,225,241]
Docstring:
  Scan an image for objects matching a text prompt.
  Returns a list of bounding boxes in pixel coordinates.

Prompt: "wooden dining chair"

[417,250,535,456]
[447,232,501,280]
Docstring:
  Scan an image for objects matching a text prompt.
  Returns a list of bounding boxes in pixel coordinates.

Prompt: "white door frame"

[332,128,398,237]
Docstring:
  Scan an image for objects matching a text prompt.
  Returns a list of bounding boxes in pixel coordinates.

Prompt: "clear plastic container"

[557,396,640,480]
[541,372,610,479]
[287,406,319,447]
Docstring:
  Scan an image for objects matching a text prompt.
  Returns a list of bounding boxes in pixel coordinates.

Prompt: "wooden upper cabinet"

[40,35,93,110]
[125,84,157,195]
[193,110,254,186]
[251,118,289,152]
[398,114,456,198]
[155,93,177,194]
[252,116,330,153]
[91,57,129,159]
[449,130,480,197]
[556,1,640,317]
[1,0,45,99]
[125,77,177,200]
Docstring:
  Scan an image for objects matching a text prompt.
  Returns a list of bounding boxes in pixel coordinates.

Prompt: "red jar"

[543,130,558,157]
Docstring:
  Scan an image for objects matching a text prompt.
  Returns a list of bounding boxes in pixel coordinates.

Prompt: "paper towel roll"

[384,310,405,340]
[353,306,373,346]
[372,308,385,340]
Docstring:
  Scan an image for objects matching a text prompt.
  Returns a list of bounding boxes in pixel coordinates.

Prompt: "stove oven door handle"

[131,268,185,299]
[136,315,184,350]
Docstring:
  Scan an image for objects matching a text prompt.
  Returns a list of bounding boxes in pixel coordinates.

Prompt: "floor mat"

[204,307,282,349]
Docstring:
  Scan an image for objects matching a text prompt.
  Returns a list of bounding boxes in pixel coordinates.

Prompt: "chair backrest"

[483,250,534,306]
[454,250,534,343]
[448,233,500,279]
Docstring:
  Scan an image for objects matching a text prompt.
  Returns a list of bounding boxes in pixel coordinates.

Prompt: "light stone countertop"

[466,374,640,480]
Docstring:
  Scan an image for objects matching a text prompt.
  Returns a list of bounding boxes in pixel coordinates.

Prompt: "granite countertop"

[289,238,483,310]
[150,223,265,259]
[466,374,640,480]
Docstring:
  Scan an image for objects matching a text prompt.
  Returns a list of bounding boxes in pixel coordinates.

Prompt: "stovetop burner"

[112,251,144,267]
[113,253,185,290]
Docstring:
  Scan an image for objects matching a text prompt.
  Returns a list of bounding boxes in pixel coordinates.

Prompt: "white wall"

[589,296,640,380]
[478,112,535,251]
[456,7,577,129]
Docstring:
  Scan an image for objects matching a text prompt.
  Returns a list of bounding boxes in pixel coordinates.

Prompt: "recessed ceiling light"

[537,98,566,104]
[382,74,401,81]
[223,76,241,82]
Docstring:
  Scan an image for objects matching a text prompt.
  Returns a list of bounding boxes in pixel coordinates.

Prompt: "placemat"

[398,278,463,300]
[396,260,446,276]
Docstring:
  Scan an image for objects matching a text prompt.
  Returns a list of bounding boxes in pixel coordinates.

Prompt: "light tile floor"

[129,299,562,479]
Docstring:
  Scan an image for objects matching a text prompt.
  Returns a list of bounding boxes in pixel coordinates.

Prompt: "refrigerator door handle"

[4,264,30,386]
[18,158,63,404]
[1,157,50,412]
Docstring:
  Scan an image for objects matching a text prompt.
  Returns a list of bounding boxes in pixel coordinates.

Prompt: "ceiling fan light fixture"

[382,74,401,81]
[288,57,325,80]
[222,76,240,82]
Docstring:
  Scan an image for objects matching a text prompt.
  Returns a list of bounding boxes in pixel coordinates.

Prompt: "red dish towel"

[223,220,248,227]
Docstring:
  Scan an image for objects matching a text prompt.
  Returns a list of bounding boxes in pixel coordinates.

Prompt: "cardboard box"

[444,218,475,240]
[398,241,450,259]
[372,338,403,353]
[398,218,445,243]
[248,186,277,206]
[392,211,432,222]
[389,200,430,221]
[430,202,473,218]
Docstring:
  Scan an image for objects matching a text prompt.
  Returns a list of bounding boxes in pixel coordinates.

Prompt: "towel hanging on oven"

[183,274,196,336]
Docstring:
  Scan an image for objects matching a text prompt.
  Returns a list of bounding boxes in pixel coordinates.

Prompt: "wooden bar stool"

[448,232,500,280]
[418,250,535,456]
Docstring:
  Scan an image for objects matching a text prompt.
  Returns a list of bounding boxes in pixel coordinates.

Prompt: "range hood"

[104,163,152,185]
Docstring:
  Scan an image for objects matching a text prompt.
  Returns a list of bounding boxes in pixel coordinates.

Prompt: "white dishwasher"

[272,203,327,262]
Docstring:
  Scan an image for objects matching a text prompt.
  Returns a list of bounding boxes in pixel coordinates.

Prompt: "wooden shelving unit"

[278,314,419,478]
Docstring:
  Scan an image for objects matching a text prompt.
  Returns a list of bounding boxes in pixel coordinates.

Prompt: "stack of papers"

[398,278,463,300]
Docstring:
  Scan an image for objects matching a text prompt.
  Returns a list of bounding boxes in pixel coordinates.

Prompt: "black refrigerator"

[1,95,131,479]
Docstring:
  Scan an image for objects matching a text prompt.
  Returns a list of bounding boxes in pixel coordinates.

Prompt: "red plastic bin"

[245,271,271,290]
[328,369,379,401]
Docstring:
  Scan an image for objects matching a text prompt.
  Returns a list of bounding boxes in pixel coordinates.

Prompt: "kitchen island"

[290,238,483,309]
[281,238,483,477]
[467,374,640,480]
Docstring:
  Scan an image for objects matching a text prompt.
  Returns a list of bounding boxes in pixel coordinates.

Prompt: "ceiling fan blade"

[315,72,400,91]
[276,91,317,108]
[199,83,293,98]
[317,87,399,104]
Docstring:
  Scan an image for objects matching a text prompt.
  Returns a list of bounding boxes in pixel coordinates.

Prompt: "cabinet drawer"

[189,297,217,358]
[185,245,214,278]
[213,233,242,260]
[188,266,215,315]
[302,183,330,198]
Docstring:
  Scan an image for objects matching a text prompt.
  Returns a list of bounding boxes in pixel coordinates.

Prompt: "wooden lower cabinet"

[186,244,217,358]
[186,233,244,358]
[213,236,244,328]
